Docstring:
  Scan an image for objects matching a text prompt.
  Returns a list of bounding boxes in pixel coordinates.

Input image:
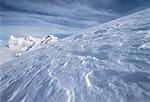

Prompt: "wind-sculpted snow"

[0,8,150,102]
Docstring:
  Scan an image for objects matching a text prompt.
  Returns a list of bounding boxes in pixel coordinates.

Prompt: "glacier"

[0,8,150,102]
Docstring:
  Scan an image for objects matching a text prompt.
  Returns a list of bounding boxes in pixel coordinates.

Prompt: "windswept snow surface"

[1,8,150,102]
[0,47,18,65]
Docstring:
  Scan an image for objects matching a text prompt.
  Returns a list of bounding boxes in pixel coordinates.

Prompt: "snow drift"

[0,8,150,102]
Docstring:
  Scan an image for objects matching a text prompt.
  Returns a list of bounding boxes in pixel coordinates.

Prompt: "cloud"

[85,0,150,14]
[1,0,150,15]
[0,0,149,39]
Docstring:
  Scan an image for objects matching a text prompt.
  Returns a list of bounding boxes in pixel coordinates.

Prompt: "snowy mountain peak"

[7,35,58,52]
[25,35,37,42]
[9,35,16,40]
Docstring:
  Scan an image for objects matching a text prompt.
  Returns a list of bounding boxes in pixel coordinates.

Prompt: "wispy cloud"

[0,0,149,41]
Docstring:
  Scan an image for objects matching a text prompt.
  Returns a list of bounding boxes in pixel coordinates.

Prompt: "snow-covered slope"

[0,8,150,102]
[0,47,18,65]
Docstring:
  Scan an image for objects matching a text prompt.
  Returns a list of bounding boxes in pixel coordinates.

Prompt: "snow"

[8,35,39,51]
[85,71,92,87]
[139,42,150,49]
[8,35,58,52]
[0,8,150,102]
[0,47,18,65]
[0,35,58,64]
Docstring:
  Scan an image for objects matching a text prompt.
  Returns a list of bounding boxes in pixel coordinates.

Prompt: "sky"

[0,0,150,41]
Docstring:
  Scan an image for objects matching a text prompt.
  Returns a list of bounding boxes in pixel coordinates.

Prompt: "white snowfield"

[0,8,150,102]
